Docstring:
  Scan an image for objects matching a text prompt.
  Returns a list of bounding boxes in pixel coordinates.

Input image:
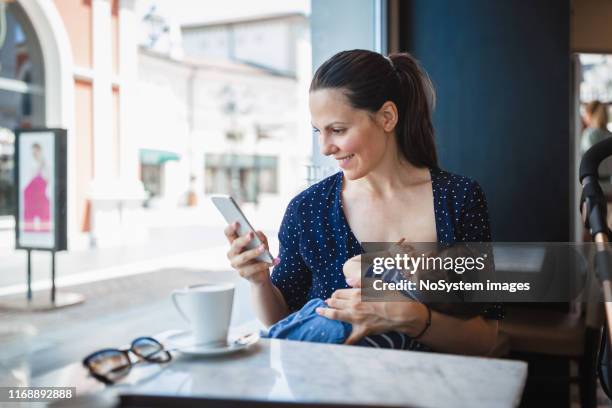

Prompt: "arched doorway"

[0,0,75,246]
[0,1,45,217]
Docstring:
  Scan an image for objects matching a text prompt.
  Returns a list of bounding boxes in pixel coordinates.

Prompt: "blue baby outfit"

[263,299,421,349]
[265,299,352,343]
[266,168,504,349]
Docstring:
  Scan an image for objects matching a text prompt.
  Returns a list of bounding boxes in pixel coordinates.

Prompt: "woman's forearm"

[388,303,498,355]
[251,279,290,327]
[417,311,498,355]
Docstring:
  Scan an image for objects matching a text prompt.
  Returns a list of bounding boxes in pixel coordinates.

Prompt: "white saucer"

[165,331,259,356]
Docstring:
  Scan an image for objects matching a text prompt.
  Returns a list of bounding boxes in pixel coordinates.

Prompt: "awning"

[139,149,180,165]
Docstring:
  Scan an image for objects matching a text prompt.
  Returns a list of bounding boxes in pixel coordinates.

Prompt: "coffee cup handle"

[171,290,191,323]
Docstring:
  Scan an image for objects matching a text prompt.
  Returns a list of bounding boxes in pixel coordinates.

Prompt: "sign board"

[14,129,67,251]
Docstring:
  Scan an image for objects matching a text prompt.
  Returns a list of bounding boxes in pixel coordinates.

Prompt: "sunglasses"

[82,337,172,384]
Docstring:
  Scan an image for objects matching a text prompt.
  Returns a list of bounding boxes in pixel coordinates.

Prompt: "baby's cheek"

[342,258,362,282]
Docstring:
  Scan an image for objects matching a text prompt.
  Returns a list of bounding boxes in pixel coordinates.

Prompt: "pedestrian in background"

[581,100,611,154]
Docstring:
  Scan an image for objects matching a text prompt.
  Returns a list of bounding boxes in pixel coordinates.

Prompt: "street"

[0,221,281,294]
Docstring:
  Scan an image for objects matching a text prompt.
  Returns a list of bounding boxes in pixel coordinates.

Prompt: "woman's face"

[31,146,42,161]
[309,88,393,180]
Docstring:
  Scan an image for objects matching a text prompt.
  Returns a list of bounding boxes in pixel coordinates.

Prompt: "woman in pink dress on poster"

[23,142,51,232]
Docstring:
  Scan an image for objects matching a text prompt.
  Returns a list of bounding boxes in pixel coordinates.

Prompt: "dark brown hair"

[310,49,438,168]
[586,100,609,130]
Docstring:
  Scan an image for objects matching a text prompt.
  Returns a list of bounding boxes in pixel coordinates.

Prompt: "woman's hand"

[224,222,277,286]
[316,288,384,344]
[315,288,428,344]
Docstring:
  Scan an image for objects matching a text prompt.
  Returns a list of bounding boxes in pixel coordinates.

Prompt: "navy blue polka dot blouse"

[270,167,504,348]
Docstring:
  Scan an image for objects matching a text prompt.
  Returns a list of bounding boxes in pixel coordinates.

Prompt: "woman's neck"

[349,154,431,199]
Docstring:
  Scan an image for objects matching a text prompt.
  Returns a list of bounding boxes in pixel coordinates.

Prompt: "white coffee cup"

[172,283,235,348]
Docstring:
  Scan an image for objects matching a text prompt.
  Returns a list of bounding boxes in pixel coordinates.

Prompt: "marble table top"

[36,330,527,408]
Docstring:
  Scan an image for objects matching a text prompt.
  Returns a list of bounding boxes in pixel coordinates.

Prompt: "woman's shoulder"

[431,167,484,195]
[431,167,492,242]
[430,167,489,217]
[284,171,342,216]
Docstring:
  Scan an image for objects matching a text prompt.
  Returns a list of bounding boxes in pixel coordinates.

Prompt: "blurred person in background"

[581,100,611,154]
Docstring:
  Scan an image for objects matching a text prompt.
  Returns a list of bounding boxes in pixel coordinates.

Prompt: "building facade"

[182,13,308,77]
[0,0,145,248]
[0,1,313,248]
[137,49,310,210]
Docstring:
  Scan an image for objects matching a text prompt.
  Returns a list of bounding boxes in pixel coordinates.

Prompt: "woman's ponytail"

[388,53,438,168]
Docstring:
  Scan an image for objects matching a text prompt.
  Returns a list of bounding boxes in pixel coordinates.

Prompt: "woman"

[225,50,502,355]
[23,142,51,232]
[581,100,611,155]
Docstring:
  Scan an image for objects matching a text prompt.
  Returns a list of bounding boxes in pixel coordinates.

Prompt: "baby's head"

[342,255,362,288]
[343,239,413,288]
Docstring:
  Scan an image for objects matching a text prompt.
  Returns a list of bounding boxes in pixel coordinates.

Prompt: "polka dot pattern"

[271,167,504,349]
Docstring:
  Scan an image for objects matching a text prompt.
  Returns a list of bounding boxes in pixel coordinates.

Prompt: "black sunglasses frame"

[82,336,172,385]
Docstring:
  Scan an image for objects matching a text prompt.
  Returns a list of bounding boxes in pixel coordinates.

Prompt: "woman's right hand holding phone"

[224,222,278,285]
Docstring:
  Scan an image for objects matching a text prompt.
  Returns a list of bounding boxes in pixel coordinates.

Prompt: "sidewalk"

[1,268,259,378]
[0,223,280,296]
[0,211,278,379]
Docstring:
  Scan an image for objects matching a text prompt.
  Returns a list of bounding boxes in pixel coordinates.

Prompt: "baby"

[263,240,486,348]
[263,240,424,348]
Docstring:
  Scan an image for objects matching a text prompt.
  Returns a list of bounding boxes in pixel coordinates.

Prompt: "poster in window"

[15,129,67,251]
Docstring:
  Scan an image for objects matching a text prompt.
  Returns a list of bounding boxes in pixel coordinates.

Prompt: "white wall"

[182,15,308,76]
[136,50,312,213]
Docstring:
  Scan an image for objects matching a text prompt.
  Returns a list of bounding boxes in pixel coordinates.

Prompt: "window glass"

[137,1,312,214]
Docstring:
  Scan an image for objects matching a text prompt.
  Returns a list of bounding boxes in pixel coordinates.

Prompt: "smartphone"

[211,195,275,263]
